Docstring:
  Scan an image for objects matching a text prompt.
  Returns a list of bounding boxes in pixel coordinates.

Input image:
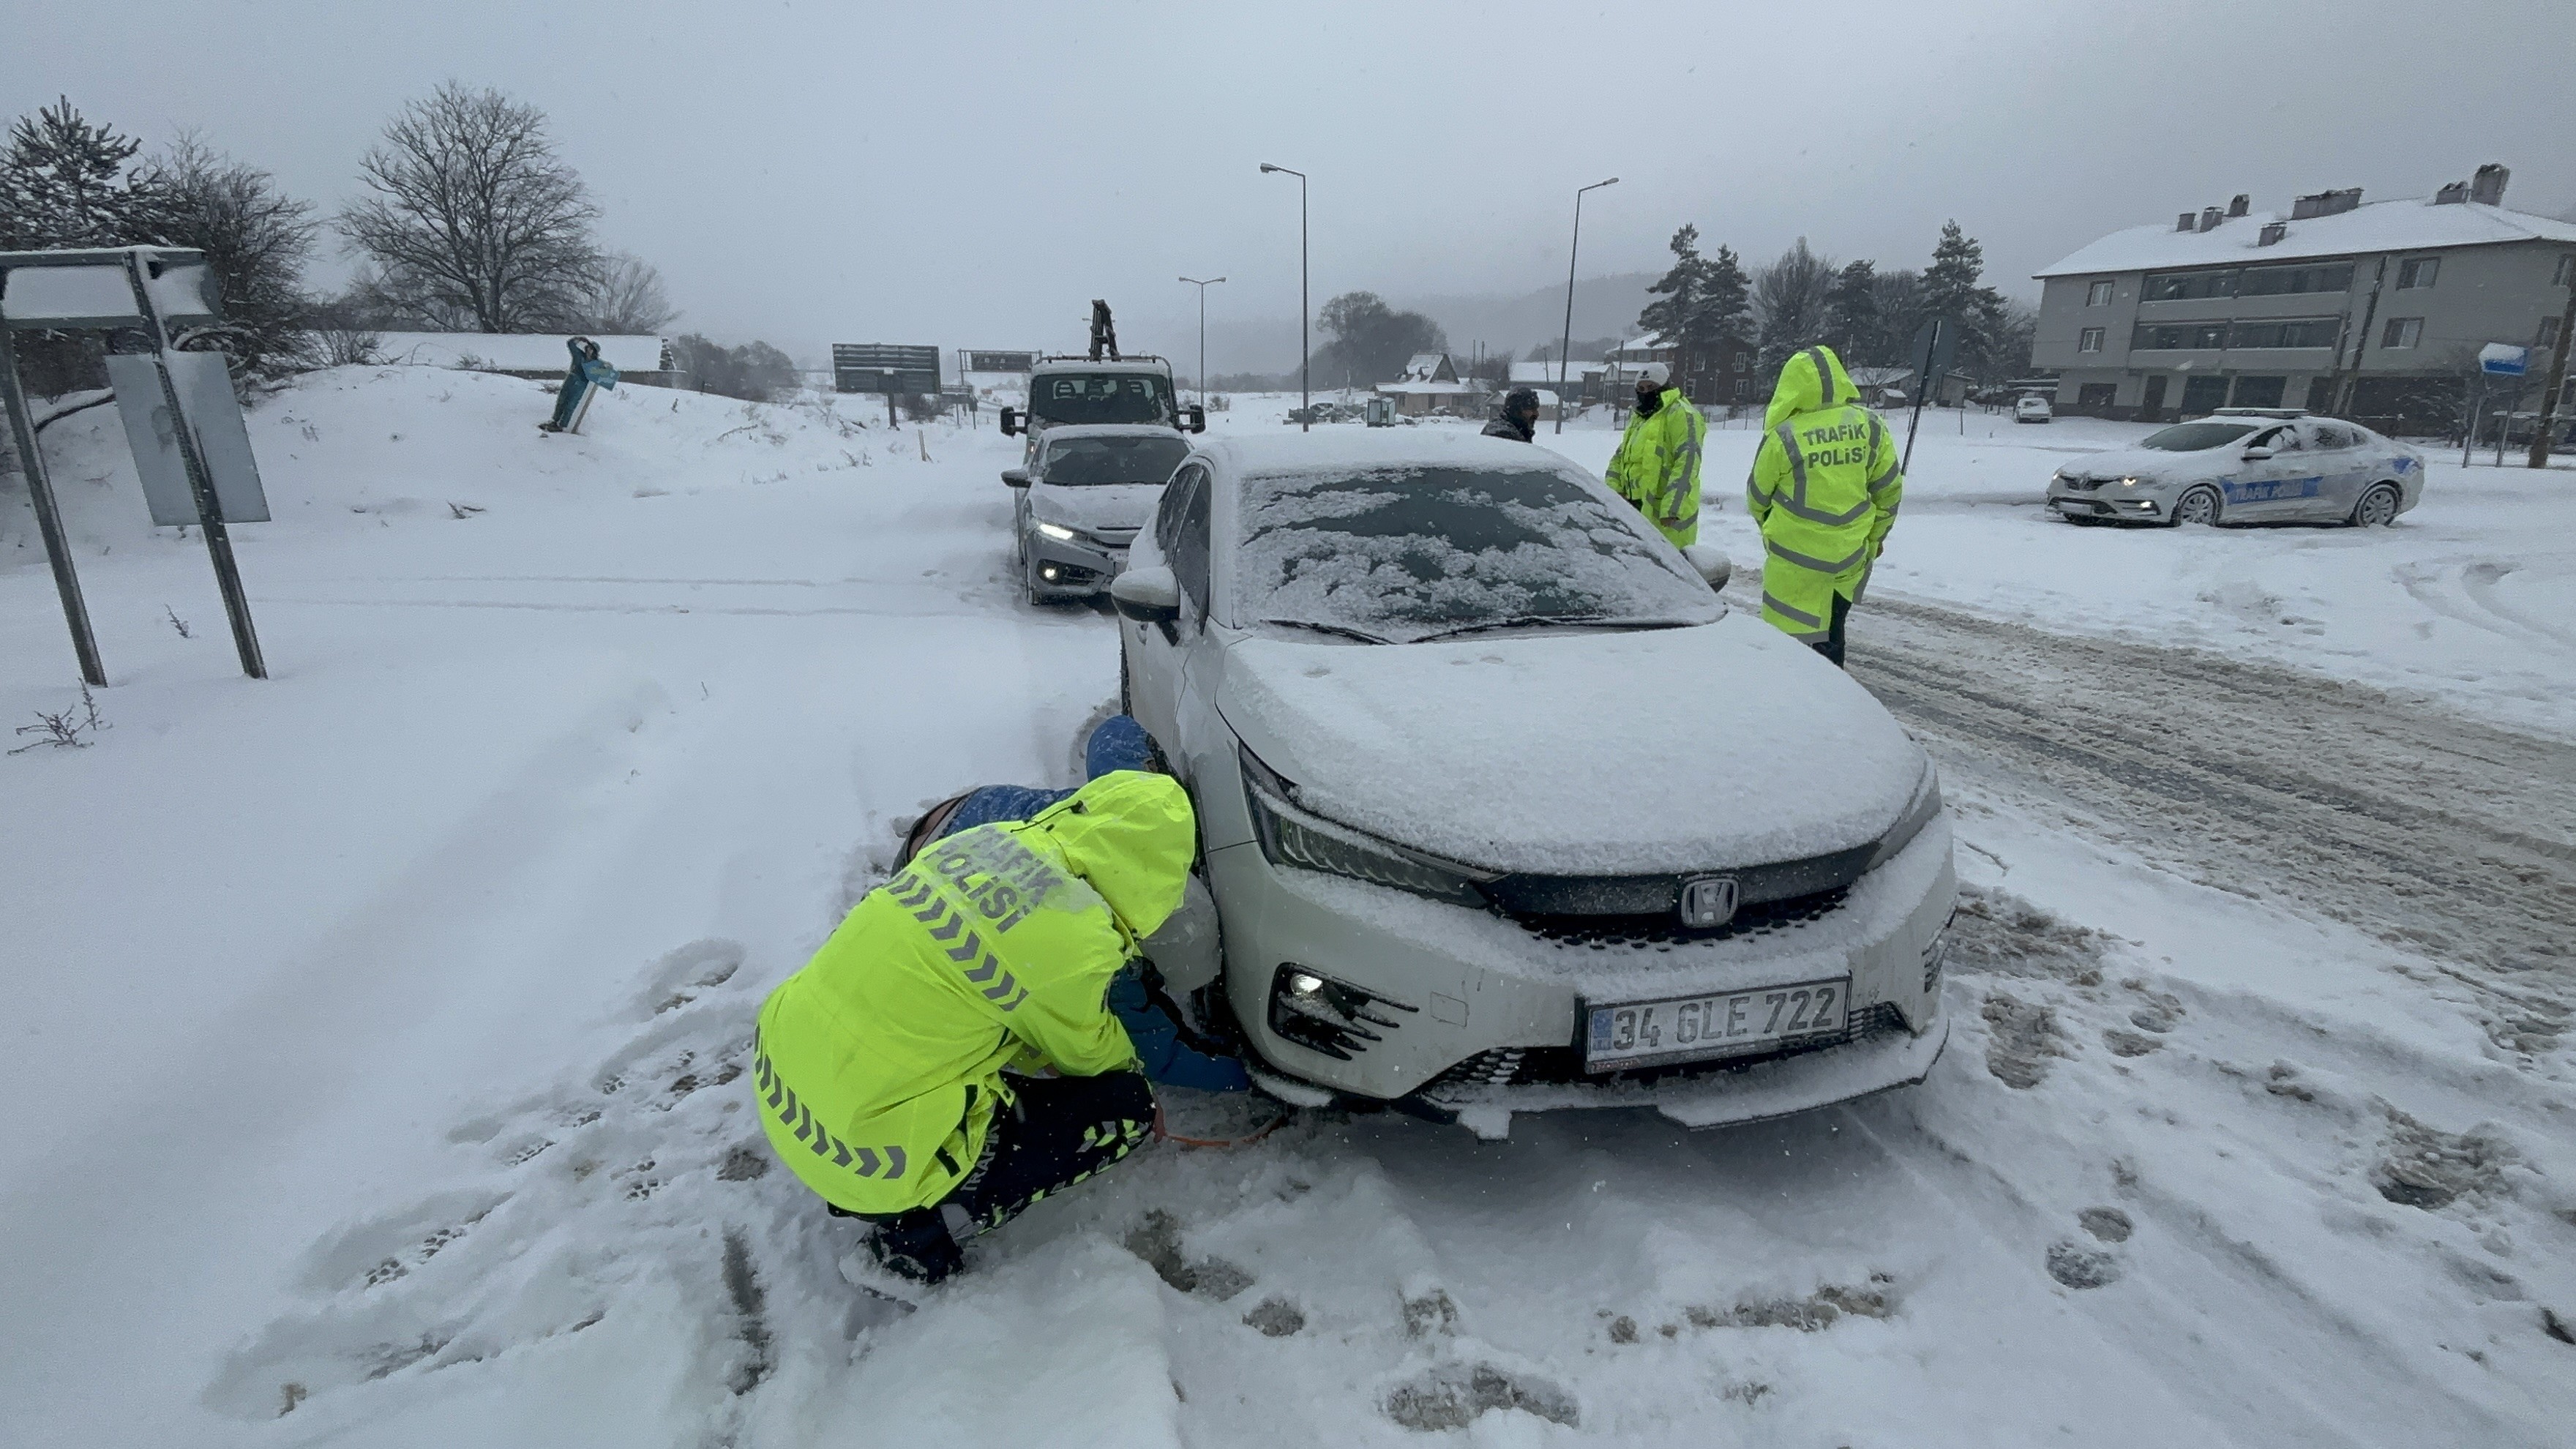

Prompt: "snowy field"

[3,369,2572,1447]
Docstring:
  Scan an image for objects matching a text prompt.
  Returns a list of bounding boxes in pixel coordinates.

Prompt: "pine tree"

[0,97,157,251]
[1754,239,1838,371]
[1639,225,1705,394]
[1917,220,2009,377]
[1824,260,1883,367]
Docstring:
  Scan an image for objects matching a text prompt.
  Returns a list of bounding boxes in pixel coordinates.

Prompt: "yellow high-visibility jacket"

[1604,387,1707,547]
[1745,346,1903,640]
[752,771,1193,1215]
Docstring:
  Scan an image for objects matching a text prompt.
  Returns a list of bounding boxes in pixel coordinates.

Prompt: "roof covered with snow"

[371,333,669,373]
[1511,361,1605,383]
[2036,199,2576,277]
[1393,352,1457,383]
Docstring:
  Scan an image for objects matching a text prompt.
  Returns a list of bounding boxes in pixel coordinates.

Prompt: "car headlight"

[1034,521,1079,542]
[1863,759,1944,872]
[1239,744,1497,907]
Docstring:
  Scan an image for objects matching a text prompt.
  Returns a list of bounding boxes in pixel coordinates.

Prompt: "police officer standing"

[1482,386,1541,443]
[1603,364,1705,547]
[1745,345,1903,667]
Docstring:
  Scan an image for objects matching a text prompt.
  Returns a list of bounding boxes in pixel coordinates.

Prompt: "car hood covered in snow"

[1030,482,1164,535]
[1216,613,1927,875]
[2060,445,2228,483]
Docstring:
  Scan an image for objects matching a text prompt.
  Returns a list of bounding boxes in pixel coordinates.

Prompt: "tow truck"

[999,300,1206,452]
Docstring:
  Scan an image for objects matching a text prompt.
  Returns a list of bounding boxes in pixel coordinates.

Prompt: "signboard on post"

[105,351,270,526]
[833,343,940,394]
[965,351,1035,374]
[2479,342,2529,377]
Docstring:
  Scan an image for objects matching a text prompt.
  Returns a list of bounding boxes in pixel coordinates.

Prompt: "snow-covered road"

[3,372,2571,1447]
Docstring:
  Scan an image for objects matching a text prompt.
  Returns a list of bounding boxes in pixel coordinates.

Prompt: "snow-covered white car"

[2047,410,2425,528]
[1003,424,1191,602]
[1110,431,1956,1135]
[2014,394,2053,424]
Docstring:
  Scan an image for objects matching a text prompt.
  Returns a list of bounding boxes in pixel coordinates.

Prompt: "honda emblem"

[1678,875,1740,929]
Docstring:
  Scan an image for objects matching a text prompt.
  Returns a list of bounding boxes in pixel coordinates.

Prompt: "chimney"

[2291,187,2363,220]
[2434,181,2471,205]
[2324,187,2363,216]
[2176,211,2197,232]
[2258,222,2288,246]
[2470,163,2509,206]
[2200,206,2224,232]
[2228,194,2250,217]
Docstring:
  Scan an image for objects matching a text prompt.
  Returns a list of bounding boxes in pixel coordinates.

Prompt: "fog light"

[1289,971,1324,996]
[1268,965,1415,1060]
[1040,564,1060,581]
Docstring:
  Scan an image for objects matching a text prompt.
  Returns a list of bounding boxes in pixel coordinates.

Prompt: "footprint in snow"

[202,938,814,1426]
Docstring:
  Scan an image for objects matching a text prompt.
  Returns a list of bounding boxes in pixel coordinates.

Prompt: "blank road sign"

[833,343,940,394]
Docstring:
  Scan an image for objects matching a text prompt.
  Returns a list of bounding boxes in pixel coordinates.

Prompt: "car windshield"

[2138,422,2258,452]
[1041,435,1188,486]
[1234,464,1720,644]
[1030,374,1174,427]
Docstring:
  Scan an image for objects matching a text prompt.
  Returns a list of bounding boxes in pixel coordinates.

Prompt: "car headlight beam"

[1034,520,1079,542]
[1239,744,1497,907]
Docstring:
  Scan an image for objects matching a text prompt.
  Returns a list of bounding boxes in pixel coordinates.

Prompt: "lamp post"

[1178,275,1225,408]
[1556,176,1619,435]
[1259,163,1309,431]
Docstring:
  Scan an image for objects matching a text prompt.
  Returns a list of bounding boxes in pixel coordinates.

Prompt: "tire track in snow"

[1846,595,2576,1056]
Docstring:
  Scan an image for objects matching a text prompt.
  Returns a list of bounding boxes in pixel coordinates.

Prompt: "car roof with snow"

[1193,428,1581,478]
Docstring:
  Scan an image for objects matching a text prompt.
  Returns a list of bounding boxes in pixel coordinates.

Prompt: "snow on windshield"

[1041,434,1188,485]
[2138,422,2257,452]
[1234,464,1717,643]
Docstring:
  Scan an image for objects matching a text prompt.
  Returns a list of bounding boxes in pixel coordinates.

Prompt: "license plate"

[1584,978,1851,1072]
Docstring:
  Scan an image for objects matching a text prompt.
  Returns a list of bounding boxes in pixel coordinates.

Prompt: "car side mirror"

[1681,544,1732,591]
[2242,445,2274,461]
[998,406,1021,437]
[1183,404,1208,435]
[1001,468,1030,488]
[1110,566,1181,624]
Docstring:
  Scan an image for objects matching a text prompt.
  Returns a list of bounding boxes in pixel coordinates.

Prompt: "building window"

[2238,261,2356,296]
[2380,317,2423,349]
[2086,280,2114,307]
[2228,318,2340,349]
[2077,383,2116,411]
[2142,269,2239,302]
[2133,322,2231,351]
[2078,327,2105,353]
[2395,257,2439,290]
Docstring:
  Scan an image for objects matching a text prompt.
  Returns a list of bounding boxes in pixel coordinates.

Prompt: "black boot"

[866,1208,963,1285]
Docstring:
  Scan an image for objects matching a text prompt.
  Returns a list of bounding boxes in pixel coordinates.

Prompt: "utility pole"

[2527,264,2576,469]
[1179,275,1225,408]
[1557,177,1618,435]
[1259,164,1308,430]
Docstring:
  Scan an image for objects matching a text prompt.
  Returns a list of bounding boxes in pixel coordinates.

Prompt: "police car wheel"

[2171,486,2221,528]
[2350,483,2400,528]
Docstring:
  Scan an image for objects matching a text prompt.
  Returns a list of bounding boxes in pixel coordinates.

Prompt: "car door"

[1124,463,1204,752]
[2225,424,2316,520]
[2299,422,2369,520]
[1162,464,1232,786]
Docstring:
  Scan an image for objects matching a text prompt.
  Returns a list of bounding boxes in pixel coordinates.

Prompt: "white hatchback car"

[1111,432,1956,1137]
[2014,394,2053,424]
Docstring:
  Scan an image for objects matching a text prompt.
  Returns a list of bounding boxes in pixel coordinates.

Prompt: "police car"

[2047,408,2425,527]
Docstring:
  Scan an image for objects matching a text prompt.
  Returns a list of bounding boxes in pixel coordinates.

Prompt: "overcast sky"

[12,1,2575,370]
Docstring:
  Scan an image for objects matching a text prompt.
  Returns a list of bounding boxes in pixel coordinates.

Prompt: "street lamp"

[1557,176,1618,435]
[1178,275,1225,408]
[1259,162,1309,431]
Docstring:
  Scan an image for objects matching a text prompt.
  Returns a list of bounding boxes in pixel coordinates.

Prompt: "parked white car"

[2047,409,2425,527]
[2014,394,2053,424]
[1110,431,1956,1136]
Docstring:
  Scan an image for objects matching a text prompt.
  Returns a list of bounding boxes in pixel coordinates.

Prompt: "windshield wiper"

[1259,618,1394,645]
[1414,615,1694,643]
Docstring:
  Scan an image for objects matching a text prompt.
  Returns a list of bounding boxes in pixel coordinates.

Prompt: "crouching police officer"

[753,767,1197,1284]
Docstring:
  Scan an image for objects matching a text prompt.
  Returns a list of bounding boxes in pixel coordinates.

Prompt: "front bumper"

[2046,481,2169,522]
[1207,777,1958,1126]
[1024,528,1127,597]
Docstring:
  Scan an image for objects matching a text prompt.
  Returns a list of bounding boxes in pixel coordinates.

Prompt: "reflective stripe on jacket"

[1604,388,1707,547]
[753,770,1194,1214]
[1745,345,1902,640]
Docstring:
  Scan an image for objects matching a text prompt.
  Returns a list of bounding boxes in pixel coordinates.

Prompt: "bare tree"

[142,135,318,379]
[571,251,676,334]
[339,84,601,332]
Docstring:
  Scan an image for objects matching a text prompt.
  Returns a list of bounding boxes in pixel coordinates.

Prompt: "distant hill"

[1407,272,1660,359]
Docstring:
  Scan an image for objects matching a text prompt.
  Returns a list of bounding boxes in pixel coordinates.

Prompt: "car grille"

[1426,1003,1909,1089]
[2062,476,2106,492]
[1513,885,1850,951]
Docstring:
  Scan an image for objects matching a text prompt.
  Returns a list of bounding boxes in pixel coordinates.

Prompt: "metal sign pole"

[0,320,108,686]
[1901,319,1941,473]
[2463,372,2483,469]
[120,250,265,679]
